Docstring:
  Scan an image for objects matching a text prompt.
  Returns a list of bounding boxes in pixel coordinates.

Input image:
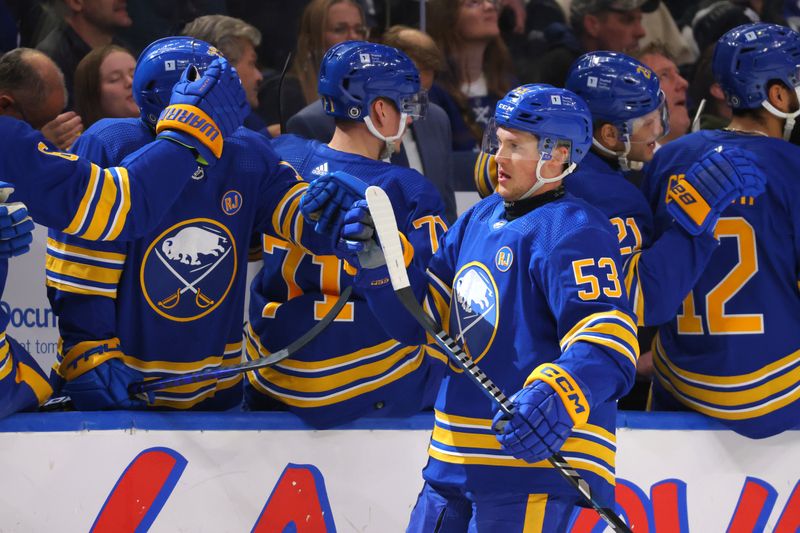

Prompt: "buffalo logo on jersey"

[141,219,237,322]
[221,190,242,215]
[449,263,499,368]
[495,246,513,272]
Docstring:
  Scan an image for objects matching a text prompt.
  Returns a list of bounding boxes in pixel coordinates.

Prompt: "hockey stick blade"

[365,186,631,533]
[129,285,353,395]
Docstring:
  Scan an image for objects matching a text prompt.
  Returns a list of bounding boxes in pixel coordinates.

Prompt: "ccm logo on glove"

[527,363,590,426]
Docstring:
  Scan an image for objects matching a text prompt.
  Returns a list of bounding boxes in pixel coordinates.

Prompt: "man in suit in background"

[285,26,457,223]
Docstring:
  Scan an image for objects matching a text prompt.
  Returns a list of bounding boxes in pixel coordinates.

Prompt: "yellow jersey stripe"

[655,336,800,387]
[568,333,638,368]
[247,348,425,407]
[45,255,123,285]
[560,310,637,348]
[63,163,101,236]
[103,167,131,241]
[253,346,420,393]
[46,237,126,263]
[427,444,615,484]
[45,277,117,297]
[81,168,119,240]
[523,495,548,533]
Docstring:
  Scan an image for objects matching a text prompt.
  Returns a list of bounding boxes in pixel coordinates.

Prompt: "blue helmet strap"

[520,137,577,200]
[761,86,800,140]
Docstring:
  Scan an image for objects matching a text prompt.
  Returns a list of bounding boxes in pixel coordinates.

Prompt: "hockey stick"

[365,186,631,533]
[129,285,353,396]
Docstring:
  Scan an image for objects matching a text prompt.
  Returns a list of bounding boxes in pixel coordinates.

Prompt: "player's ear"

[597,123,619,149]
[766,82,796,113]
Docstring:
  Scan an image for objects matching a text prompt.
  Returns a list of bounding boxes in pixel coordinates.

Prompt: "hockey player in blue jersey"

[564,51,767,324]
[641,22,800,439]
[0,190,50,417]
[0,48,247,241]
[244,41,448,428]
[46,37,333,410]
[0,46,247,415]
[322,84,637,530]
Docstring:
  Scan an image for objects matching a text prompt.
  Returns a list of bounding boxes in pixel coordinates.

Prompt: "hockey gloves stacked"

[0,182,34,259]
[156,56,248,166]
[299,171,369,235]
[667,146,766,236]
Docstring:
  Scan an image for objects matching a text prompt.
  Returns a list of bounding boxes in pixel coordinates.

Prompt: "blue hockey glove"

[156,56,248,166]
[62,359,151,410]
[667,146,766,236]
[0,182,34,258]
[493,381,574,464]
[337,199,386,270]
[299,171,369,235]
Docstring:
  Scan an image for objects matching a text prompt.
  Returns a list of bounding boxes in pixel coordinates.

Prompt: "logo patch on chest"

[141,219,238,322]
[449,263,499,369]
[221,190,242,215]
[495,246,513,272]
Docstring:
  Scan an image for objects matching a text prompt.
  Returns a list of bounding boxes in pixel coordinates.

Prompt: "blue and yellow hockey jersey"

[361,192,638,501]
[642,130,800,438]
[476,149,718,326]
[567,151,719,327]
[46,120,329,409]
[0,115,207,241]
[245,135,448,428]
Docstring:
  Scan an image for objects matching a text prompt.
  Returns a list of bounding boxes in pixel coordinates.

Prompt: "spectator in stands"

[73,45,137,129]
[638,43,690,143]
[426,0,515,153]
[286,25,458,222]
[181,15,265,134]
[689,43,731,131]
[0,47,66,134]
[259,0,367,136]
[36,0,132,108]
[537,0,659,87]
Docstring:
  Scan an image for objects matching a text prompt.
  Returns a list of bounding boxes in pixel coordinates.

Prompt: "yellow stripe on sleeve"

[103,167,131,241]
[80,168,120,240]
[63,163,101,235]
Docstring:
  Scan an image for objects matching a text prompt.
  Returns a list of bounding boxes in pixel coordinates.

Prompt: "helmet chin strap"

[591,135,642,171]
[761,86,800,141]
[518,154,577,201]
[364,112,410,160]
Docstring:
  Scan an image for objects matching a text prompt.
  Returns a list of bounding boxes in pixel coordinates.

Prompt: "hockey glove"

[156,56,248,166]
[299,171,369,235]
[337,199,386,269]
[0,183,33,259]
[62,359,150,410]
[493,381,575,464]
[666,146,766,236]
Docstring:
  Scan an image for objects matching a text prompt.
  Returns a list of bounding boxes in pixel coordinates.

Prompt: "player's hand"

[62,359,151,410]
[40,111,83,151]
[299,171,369,235]
[0,182,33,259]
[666,146,766,236]
[493,381,574,463]
[337,199,386,270]
[156,56,248,166]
